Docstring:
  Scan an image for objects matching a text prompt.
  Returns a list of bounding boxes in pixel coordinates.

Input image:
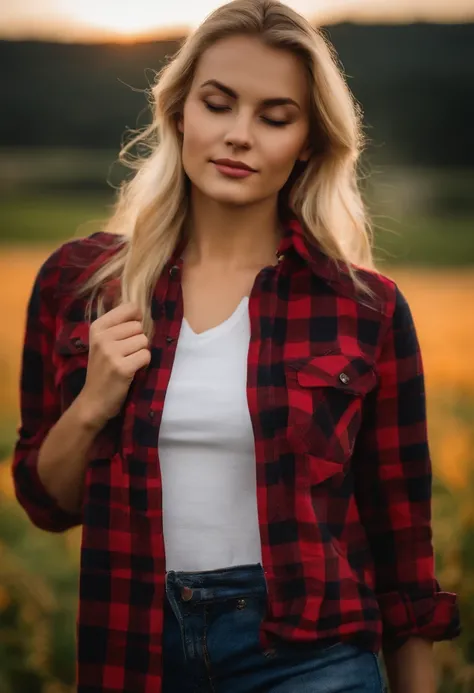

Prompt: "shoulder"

[313,252,398,314]
[335,264,417,358]
[349,265,411,325]
[349,264,399,317]
[33,232,125,315]
[298,229,400,321]
[40,231,124,277]
[37,231,125,289]
[319,258,414,352]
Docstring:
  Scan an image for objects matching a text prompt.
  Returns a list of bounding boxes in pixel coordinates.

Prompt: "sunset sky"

[1,0,473,42]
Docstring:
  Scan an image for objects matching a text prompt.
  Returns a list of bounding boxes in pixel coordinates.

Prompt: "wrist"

[72,392,108,434]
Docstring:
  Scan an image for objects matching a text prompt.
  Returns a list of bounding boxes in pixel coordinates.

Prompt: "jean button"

[181,586,193,602]
[236,598,246,610]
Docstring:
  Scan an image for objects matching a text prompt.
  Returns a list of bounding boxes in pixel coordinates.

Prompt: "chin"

[200,182,260,207]
[212,194,256,207]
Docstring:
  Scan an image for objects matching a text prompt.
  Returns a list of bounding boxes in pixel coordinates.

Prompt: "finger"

[123,348,152,375]
[93,302,142,331]
[106,321,145,342]
[115,334,149,358]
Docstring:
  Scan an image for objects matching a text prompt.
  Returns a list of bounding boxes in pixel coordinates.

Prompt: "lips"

[212,159,256,172]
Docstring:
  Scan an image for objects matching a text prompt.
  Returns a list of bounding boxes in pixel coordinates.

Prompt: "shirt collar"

[168,217,351,287]
[277,218,349,285]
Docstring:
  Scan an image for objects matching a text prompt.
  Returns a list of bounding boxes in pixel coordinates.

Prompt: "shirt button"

[181,586,193,602]
[166,336,175,344]
[169,265,180,277]
[339,372,350,385]
[72,337,87,351]
[148,411,155,420]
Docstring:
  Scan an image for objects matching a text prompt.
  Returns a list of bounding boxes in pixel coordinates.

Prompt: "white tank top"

[158,296,263,572]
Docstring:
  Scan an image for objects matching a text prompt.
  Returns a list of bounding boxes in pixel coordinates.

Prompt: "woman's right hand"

[77,302,151,430]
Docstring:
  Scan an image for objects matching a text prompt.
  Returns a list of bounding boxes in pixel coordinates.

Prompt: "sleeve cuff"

[377,588,461,648]
[13,450,82,533]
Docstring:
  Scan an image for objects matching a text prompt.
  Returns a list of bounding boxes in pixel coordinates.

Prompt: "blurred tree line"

[1,23,473,167]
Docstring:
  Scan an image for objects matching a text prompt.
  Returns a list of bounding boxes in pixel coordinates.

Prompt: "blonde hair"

[79,0,376,339]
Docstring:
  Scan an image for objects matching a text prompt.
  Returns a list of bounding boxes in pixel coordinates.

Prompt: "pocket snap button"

[339,372,350,385]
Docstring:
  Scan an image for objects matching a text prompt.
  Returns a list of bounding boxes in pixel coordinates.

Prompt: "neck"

[184,187,282,270]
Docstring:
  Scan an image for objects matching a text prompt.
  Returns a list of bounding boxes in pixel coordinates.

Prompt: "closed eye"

[204,101,289,128]
[204,102,230,113]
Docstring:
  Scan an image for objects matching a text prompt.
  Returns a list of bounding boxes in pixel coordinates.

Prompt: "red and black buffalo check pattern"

[12,220,460,692]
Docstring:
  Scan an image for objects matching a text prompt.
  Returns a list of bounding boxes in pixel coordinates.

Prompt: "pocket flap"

[293,352,377,396]
[55,322,90,355]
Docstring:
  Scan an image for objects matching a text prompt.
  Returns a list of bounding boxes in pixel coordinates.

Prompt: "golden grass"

[0,247,57,418]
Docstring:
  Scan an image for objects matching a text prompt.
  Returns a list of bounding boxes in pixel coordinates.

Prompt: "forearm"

[37,393,105,515]
[383,637,435,693]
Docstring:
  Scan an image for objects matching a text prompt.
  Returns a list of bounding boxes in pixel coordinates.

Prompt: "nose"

[224,112,253,151]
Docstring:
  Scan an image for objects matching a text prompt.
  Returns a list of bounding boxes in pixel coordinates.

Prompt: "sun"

[65,0,175,38]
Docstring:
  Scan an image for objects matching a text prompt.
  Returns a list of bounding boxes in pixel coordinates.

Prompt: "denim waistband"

[165,563,267,603]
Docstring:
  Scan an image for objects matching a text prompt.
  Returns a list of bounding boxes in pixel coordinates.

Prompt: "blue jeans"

[163,563,386,693]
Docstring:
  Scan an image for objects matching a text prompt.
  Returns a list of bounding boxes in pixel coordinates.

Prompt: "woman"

[12,1,460,692]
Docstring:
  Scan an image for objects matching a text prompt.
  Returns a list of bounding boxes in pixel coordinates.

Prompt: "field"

[0,248,473,692]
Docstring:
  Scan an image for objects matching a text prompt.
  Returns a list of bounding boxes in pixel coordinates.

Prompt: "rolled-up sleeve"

[353,283,461,648]
[12,248,82,533]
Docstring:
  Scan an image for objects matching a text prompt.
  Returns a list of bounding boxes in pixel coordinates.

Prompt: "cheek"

[262,132,306,176]
[181,127,202,168]
[181,104,212,163]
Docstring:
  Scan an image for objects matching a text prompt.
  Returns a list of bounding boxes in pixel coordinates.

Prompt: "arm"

[11,249,102,532]
[352,285,460,693]
[384,637,435,693]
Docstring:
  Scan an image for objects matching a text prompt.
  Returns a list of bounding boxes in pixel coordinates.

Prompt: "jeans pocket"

[371,652,388,692]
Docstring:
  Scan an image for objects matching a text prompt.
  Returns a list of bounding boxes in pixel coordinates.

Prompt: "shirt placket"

[121,257,184,510]
[247,255,286,631]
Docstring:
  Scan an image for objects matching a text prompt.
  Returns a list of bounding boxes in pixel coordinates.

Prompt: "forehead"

[193,34,308,104]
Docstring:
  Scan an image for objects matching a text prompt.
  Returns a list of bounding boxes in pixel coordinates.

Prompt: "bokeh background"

[1,1,473,691]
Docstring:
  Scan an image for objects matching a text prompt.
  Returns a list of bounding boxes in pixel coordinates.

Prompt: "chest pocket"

[53,321,90,411]
[285,351,377,485]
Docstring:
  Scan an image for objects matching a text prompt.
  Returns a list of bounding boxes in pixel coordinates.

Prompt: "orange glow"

[65,0,169,39]
[1,0,473,44]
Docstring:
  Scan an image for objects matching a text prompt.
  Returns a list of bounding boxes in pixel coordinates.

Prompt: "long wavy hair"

[78,0,376,339]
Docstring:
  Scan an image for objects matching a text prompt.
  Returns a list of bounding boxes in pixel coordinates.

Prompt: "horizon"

[1,0,474,44]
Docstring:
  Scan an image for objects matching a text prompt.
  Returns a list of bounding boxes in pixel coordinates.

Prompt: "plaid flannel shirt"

[12,220,460,693]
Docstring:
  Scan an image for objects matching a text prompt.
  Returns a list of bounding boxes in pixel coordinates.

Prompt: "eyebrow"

[199,79,301,110]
